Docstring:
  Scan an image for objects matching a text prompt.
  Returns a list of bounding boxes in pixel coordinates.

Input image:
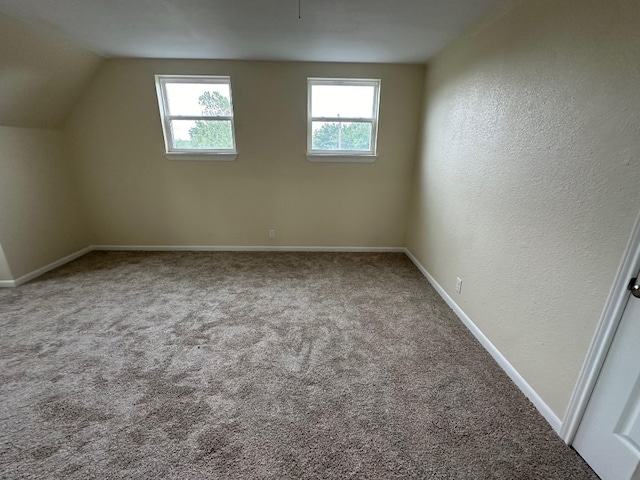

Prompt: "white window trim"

[155,75,238,161]
[306,77,381,162]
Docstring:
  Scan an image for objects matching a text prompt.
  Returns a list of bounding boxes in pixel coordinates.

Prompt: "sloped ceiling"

[0,12,104,128]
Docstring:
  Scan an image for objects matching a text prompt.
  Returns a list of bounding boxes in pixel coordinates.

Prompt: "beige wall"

[0,13,102,282]
[65,59,424,248]
[0,12,103,128]
[407,0,640,417]
[3,1,635,426]
[0,243,12,281]
[0,127,90,279]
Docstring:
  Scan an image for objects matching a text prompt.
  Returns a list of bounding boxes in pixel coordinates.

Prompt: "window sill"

[306,153,377,163]
[164,152,237,162]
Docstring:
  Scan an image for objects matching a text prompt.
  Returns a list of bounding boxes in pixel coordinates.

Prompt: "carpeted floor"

[0,251,597,479]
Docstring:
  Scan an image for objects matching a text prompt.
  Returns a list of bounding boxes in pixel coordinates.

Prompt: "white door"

[573,273,640,480]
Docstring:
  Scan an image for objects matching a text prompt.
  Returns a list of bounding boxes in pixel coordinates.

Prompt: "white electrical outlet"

[268,229,276,239]
[455,277,462,293]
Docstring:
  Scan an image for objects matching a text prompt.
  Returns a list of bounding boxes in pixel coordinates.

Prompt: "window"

[155,75,237,160]
[307,78,381,162]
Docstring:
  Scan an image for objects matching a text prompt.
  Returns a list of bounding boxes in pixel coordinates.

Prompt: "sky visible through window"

[309,82,378,153]
[165,81,375,149]
[166,83,231,141]
[311,85,375,118]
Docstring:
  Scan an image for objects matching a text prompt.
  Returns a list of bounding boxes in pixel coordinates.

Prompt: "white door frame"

[561,209,640,444]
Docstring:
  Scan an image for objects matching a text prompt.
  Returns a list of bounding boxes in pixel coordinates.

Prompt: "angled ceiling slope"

[0,0,511,64]
[0,12,103,128]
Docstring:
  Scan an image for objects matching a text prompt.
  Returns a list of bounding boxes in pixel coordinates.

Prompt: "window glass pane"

[171,119,234,150]
[311,121,372,151]
[165,83,232,116]
[311,84,375,118]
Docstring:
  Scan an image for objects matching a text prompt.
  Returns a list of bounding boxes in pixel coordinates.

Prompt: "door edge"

[561,209,640,444]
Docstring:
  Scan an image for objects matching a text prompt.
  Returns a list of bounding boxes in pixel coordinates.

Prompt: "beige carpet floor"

[0,251,597,479]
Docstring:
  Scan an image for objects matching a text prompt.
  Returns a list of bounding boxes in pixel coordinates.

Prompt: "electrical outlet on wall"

[268,229,276,239]
[455,277,462,293]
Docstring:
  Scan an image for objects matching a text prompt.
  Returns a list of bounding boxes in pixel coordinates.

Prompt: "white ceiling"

[0,0,512,63]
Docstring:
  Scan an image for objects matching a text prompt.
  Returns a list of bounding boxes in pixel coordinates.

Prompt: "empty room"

[1,0,638,478]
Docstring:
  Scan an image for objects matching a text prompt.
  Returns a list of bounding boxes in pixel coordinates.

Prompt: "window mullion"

[167,115,233,121]
[311,117,373,123]
[307,77,381,159]
[155,74,237,156]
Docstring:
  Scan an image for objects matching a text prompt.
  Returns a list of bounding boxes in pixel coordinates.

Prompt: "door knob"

[628,278,640,299]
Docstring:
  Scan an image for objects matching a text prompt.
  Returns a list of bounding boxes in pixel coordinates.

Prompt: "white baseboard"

[92,245,405,253]
[0,245,404,287]
[1,246,93,288]
[403,248,562,434]
[0,242,562,434]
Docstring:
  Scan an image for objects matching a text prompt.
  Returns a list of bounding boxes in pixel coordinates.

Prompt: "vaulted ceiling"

[0,12,103,127]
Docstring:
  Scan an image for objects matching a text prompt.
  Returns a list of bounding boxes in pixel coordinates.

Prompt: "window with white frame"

[307,78,381,160]
[155,75,237,159]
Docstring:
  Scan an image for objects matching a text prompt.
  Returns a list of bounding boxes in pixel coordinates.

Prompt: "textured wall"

[0,127,90,279]
[65,59,424,248]
[0,12,103,128]
[407,0,640,417]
